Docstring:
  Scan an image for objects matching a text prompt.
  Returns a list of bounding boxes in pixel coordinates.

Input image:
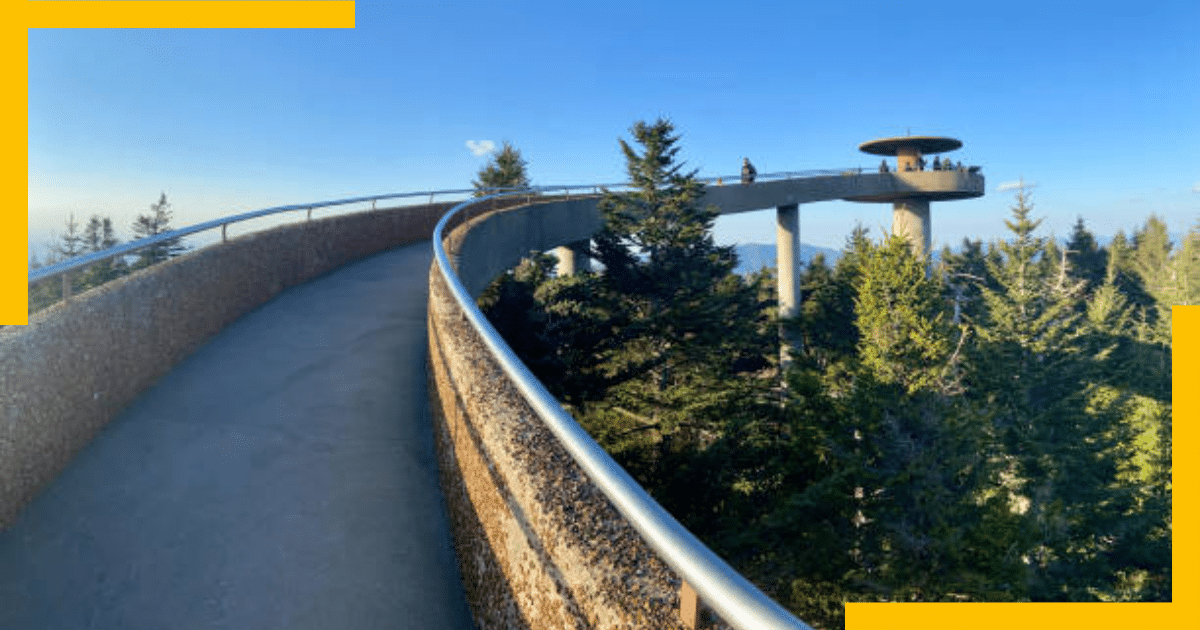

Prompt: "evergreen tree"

[482,119,773,482]
[1106,230,1156,325]
[854,234,956,394]
[1133,215,1173,286]
[80,214,126,289]
[789,226,871,375]
[586,118,771,418]
[1065,217,1107,298]
[965,188,1139,600]
[938,237,1004,325]
[130,193,187,270]
[47,214,91,297]
[55,213,85,261]
[472,141,531,195]
[838,233,1022,605]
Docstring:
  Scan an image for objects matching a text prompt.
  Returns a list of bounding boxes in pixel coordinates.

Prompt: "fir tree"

[80,214,126,289]
[854,233,956,395]
[55,213,85,261]
[587,118,771,415]
[965,188,1139,600]
[130,193,187,269]
[791,226,871,375]
[483,118,773,478]
[46,214,90,298]
[1065,217,1107,298]
[1106,230,1156,325]
[472,141,531,195]
[938,237,1002,325]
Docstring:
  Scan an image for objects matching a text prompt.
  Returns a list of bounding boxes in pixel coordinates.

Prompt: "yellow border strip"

[24,1,356,29]
[4,1,353,324]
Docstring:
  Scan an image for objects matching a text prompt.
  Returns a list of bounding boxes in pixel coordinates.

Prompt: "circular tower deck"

[851,135,983,257]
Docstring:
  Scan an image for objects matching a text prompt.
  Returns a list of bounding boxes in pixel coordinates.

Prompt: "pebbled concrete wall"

[428,199,693,630]
[0,202,450,530]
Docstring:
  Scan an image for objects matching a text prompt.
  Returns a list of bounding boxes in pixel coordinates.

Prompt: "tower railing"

[28,168,859,301]
[432,186,816,630]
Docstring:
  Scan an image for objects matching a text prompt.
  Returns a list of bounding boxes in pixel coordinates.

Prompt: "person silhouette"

[879,159,889,173]
[741,158,757,184]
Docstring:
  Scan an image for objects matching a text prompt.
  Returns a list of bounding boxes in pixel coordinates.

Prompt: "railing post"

[680,580,706,629]
[307,207,313,221]
[221,223,227,243]
[61,271,72,301]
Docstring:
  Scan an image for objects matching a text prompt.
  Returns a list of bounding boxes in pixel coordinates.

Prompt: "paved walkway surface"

[0,242,477,630]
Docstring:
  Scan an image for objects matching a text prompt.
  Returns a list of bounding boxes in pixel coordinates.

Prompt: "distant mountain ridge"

[732,243,841,275]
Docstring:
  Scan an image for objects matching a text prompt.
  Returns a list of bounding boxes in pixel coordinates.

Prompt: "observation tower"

[848,135,984,257]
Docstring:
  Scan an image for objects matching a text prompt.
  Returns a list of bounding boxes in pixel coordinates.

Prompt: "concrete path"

[0,242,477,630]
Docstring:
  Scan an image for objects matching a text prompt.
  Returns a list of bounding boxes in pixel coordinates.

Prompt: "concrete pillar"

[897,145,920,172]
[554,240,591,276]
[892,199,931,260]
[776,204,801,369]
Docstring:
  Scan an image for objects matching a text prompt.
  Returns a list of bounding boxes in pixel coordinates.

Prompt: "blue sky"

[27,0,1200,256]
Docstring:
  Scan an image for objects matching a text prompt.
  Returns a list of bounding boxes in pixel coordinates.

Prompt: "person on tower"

[741,158,757,184]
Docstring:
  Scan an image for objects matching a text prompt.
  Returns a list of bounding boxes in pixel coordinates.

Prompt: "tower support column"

[892,199,931,259]
[554,240,591,276]
[776,204,802,369]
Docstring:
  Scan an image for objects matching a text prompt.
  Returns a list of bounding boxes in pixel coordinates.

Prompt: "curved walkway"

[0,242,476,630]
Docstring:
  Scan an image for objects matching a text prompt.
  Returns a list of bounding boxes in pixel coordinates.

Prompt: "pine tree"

[489,120,776,535]
[482,119,773,475]
[1065,217,1107,298]
[130,192,187,270]
[80,214,125,290]
[938,237,1002,325]
[588,118,771,410]
[46,214,91,297]
[471,141,531,195]
[790,226,871,375]
[832,231,1024,604]
[1106,230,1156,325]
[55,213,85,261]
[854,234,956,395]
[964,189,1144,600]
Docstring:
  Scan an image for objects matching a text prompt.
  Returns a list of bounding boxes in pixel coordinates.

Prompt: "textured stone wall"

[427,202,692,630]
[0,202,449,529]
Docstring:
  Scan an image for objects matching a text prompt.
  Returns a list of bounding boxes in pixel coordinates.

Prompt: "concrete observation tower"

[548,135,984,366]
[849,135,983,257]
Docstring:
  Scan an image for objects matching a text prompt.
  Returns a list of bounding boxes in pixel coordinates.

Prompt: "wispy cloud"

[1192,182,1200,193]
[997,180,1037,192]
[466,140,495,157]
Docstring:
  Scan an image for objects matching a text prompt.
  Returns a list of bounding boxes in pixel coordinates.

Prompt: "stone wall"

[0,202,450,529]
[427,200,692,630]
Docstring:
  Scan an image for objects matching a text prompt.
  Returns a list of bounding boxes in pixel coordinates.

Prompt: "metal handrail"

[28,168,865,287]
[432,188,814,630]
[29,186,497,284]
